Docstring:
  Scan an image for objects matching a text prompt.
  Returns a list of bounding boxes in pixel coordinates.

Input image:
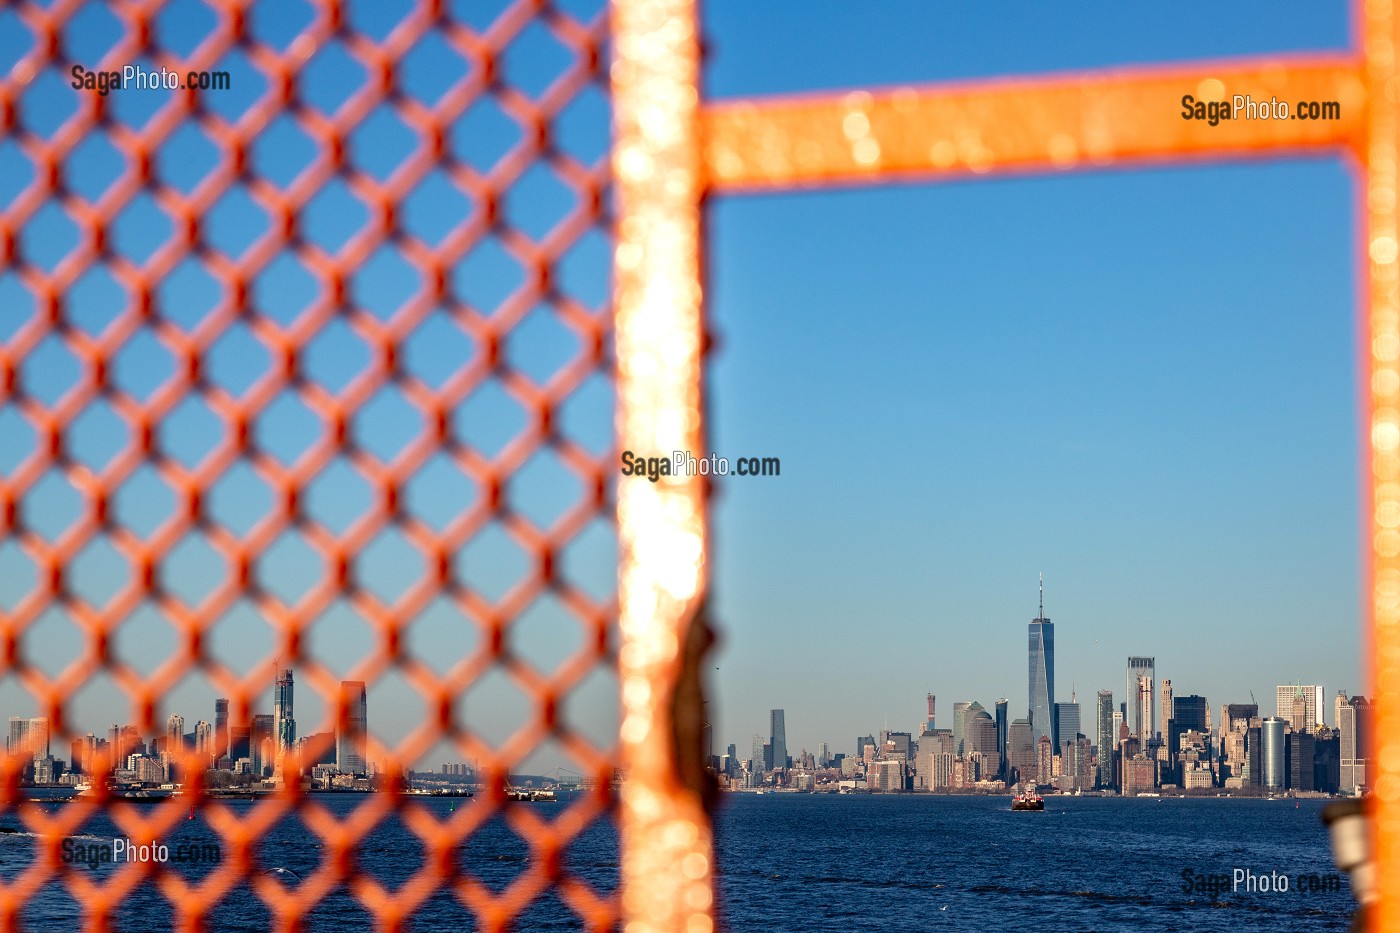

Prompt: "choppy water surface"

[0,792,1355,931]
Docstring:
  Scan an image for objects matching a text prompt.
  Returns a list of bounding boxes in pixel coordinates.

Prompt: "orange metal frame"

[617,0,1396,929]
[0,0,1393,928]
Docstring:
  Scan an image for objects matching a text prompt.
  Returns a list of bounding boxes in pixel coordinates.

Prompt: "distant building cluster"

[5,674,376,790]
[712,580,1370,798]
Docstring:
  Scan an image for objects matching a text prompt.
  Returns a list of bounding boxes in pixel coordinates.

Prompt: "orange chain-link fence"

[3,0,1400,931]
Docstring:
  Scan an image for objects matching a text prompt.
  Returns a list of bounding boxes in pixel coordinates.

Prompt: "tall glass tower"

[273,668,296,777]
[1027,575,1055,752]
[336,681,368,775]
[1096,690,1114,788]
[769,709,787,771]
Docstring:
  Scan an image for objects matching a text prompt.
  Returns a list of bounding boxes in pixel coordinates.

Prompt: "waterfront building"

[336,680,368,775]
[1125,657,1155,738]
[1338,693,1369,794]
[770,709,788,772]
[867,759,904,792]
[1314,732,1341,794]
[1028,576,1055,750]
[1290,732,1315,792]
[1122,755,1155,796]
[1261,717,1285,790]
[1096,690,1114,789]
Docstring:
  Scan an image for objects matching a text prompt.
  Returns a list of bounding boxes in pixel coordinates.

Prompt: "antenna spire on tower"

[1039,572,1044,619]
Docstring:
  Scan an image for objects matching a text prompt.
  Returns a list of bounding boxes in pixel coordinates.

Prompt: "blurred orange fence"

[2,0,1398,930]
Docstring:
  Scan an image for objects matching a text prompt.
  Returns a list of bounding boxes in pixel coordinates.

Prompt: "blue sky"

[702,1,1362,758]
[0,0,1367,773]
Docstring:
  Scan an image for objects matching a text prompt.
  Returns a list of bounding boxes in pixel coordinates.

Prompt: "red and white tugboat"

[1012,786,1044,811]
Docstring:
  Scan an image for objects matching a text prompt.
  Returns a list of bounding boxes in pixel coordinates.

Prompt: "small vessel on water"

[505,787,557,802]
[1011,787,1044,811]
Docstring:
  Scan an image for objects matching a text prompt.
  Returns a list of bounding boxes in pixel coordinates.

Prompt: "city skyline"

[721,579,1356,758]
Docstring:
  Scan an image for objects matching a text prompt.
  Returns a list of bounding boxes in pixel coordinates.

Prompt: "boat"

[505,788,557,802]
[1012,789,1044,811]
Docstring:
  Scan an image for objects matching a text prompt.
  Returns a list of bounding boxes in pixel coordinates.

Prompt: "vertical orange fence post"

[611,0,715,931]
[1364,0,1400,928]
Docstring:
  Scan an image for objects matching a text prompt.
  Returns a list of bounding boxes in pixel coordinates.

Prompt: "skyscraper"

[27,718,48,760]
[1054,698,1080,758]
[1160,679,1173,734]
[1338,692,1370,794]
[994,698,1009,777]
[769,709,787,771]
[1135,674,1153,742]
[952,701,970,756]
[274,668,296,772]
[195,720,212,760]
[336,681,368,775]
[1261,717,1286,790]
[1125,657,1155,738]
[750,734,765,776]
[925,694,936,732]
[7,717,29,756]
[1007,718,1036,786]
[251,714,274,777]
[1027,575,1055,750]
[1096,690,1114,788]
[214,698,230,763]
[1276,685,1325,729]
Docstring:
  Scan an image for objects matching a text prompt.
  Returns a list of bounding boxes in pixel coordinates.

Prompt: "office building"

[1338,693,1369,794]
[770,709,788,771]
[7,717,28,757]
[952,701,970,756]
[1290,732,1316,792]
[855,735,875,760]
[994,698,1009,777]
[194,720,212,760]
[214,698,229,763]
[1277,685,1325,729]
[27,718,48,761]
[1027,575,1056,750]
[1126,657,1155,738]
[251,714,274,777]
[1096,690,1114,788]
[925,694,936,732]
[1261,717,1285,791]
[274,668,296,772]
[336,681,368,774]
[1160,679,1173,736]
[1054,698,1081,758]
[750,734,765,775]
[1007,718,1035,786]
